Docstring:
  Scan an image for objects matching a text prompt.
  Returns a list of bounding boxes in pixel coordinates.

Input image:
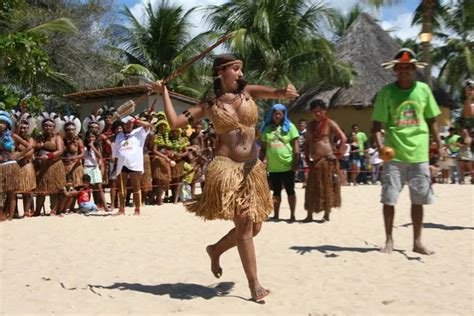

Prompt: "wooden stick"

[163,31,236,84]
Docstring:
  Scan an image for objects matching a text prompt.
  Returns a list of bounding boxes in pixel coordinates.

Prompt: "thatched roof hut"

[290,13,399,112]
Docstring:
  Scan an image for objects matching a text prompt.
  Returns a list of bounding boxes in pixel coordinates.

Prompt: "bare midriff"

[214,127,257,163]
[309,137,333,161]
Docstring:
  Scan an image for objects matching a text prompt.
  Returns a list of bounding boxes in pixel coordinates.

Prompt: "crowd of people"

[0,107,218,220]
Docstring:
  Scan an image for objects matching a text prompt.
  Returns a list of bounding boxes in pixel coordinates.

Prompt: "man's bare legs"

[411,204,434,255]
[381,204,395,253]
[206,215,270,301]
[272,196,281,219]
[288,194,296,222]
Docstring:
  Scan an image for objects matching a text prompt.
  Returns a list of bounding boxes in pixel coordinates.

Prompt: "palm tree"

[0,3,78,99]
[432,0,474,94]
[205,0,352,90]
[111,0,210,97]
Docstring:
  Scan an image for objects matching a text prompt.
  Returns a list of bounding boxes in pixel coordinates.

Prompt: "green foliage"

[205,0,353,92]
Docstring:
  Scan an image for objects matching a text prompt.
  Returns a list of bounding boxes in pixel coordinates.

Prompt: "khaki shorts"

[381,161,434,206]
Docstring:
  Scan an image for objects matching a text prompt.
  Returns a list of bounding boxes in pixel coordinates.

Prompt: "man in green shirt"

[372,48,444,256]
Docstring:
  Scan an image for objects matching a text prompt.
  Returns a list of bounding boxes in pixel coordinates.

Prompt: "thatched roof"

[290,13,399,111]
[65,85,198,105]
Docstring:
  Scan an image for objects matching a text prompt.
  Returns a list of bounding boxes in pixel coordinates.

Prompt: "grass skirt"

[0,161,21,192]
[64,162,83,187]
[304,158,341,213]
[185,156,273,223]
[17,161,36,192]
[171,160,184,179]
[140,153,152,192]
[151,155,171,182]
[35,159,67,193]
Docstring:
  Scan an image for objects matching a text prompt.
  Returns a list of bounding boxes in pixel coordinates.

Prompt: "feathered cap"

[98,105,117,119]
[83,114,105,133]
[37,112,64,134]
[10,110,36,135]
[62,115,82,135]
[382,48,427,69]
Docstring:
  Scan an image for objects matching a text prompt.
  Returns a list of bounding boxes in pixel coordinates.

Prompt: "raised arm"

[149,81,205,129]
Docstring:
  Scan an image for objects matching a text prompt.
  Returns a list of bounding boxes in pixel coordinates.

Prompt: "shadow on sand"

[290,244,424,262]
[399,222,474,231]
[90,282,236,300]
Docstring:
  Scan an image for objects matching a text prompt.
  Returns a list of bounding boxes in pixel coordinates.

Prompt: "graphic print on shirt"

[392,100,421,127]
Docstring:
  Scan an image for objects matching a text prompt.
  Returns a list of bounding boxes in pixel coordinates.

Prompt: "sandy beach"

[1,184,473,315]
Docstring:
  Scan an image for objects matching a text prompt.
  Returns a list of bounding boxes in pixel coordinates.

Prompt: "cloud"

[380,12,421,41]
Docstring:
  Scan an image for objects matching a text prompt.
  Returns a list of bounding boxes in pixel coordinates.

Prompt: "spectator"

[260,104,299,222]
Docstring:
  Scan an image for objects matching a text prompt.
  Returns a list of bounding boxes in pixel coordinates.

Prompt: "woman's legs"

[117,172,128,214]
[206,221,262,278]
[95,184,110,211]
[34,195,45,216]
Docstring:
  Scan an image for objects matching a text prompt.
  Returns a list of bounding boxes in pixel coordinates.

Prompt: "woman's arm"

[246,84,298,100]
[11,133,32,160]
[53,135,65,159]
[149,81,206,129]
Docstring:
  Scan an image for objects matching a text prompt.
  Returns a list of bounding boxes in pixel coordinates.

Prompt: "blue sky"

[116,0,422,40]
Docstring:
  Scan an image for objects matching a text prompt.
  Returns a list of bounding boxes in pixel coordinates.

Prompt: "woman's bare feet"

[249,280,271,302]
[206,245,222,278]
[413,241,434,255]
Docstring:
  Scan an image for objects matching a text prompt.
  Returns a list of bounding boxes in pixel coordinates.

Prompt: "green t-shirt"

[261,123,299,172]
[372,81,441,163]
[356,132,368,150]
[446,134,460,153]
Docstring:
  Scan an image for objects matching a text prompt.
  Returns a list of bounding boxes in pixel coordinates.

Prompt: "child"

[180,152,196,202]
[78,174,98,214]
[83,131,110,211]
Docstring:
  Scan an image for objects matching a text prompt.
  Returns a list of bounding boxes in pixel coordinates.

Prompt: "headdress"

[139,110,159,125]
[0,110,14,130]
[98,105,117,119]
[382,48,427,69]
[37,112,64,134]
[82,114,105,133]
[260,103,291,134]
[62,115,82,135]
[10,110,36,135]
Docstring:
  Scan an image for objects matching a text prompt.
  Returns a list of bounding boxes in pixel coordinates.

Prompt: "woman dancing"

[150,54,298,302]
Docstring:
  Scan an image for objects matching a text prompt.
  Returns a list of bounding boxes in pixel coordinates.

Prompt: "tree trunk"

[421,0,435,88]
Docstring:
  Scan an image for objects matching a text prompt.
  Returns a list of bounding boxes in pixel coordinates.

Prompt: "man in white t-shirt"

[113,116,152,215]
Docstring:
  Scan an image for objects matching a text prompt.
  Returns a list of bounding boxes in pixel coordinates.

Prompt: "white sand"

[1,184,473,315]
